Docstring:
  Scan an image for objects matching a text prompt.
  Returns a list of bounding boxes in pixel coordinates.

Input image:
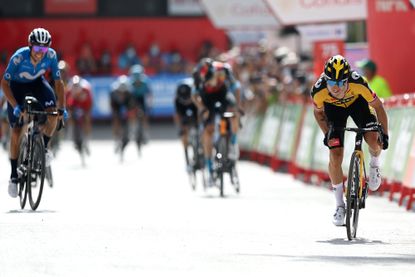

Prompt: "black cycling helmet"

[177,83,192,101]
[28,27,52,47]
[199,57,214,81]
[324,55,350,81]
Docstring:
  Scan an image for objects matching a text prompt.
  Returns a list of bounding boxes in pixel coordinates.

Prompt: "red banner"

[313,40,345,78]
[45,0,97,15]
[367,0,415,94]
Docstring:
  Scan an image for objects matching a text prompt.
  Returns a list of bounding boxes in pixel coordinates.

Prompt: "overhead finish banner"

[264,0,367,25]
[200,0,280,30]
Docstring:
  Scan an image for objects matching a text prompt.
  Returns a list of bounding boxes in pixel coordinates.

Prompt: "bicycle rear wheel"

[346,152,361,240]
[28,135,46,210]
[17,136,28,209]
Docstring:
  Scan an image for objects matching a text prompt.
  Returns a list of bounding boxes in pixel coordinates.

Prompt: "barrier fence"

[239,94,415,211]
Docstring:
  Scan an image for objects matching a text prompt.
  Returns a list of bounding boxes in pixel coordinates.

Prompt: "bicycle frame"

[333,124,383,240]
[17,96,59,210]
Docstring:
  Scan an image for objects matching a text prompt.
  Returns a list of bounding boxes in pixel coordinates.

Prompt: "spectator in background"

[118,43,141,71]
[76,43,97,76]
[143,42,162,74]
[357,59,392,99]
[98,49,112,75]
[162,49,186,74]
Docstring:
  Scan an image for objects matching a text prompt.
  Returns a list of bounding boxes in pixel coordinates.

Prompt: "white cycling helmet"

[28,27,52,46]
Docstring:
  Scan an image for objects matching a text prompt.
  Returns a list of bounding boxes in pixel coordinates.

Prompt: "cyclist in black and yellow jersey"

[310,55,389,226]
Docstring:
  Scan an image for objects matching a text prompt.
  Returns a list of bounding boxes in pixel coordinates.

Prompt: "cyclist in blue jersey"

[1,27,67,198]
[129,65,152,142]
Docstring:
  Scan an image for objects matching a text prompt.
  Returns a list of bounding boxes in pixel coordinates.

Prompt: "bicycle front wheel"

[346,152,361,240]
[18,136,28,209]
[216,136,228,197]
[28,135,46,210]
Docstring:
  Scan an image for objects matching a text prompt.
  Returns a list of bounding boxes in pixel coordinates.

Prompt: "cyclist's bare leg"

[364,132,382,158]
[329,147,345,208]
[328,147,344,184]
[181,126,189,148]
[181,126,190,165]
[84,112,92,138]
[203,124,214,161]
[42,108,58,138]
[227,107,239,134]
[10,126,23,160]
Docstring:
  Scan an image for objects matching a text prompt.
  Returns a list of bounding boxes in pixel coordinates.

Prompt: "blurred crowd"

[217,42,315,115]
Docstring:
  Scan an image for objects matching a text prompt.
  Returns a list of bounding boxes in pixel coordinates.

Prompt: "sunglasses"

[32,45,49,54]
[327,78,347,87]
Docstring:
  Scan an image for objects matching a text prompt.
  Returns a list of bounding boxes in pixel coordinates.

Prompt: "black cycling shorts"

[8,78,56,128]
[324,95,377,149]
[201,90,236,127]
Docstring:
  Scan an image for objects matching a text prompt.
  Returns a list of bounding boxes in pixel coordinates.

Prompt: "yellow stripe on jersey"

[312,82,376,109]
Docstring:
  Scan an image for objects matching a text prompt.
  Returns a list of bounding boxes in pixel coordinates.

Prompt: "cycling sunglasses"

[327,78,348,87]
[32,45,49,53]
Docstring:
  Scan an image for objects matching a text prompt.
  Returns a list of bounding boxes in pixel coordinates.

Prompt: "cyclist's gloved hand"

[382,133,389,150]
[13,105,22,117]
[323,132,329,147]
[58,108,69,121]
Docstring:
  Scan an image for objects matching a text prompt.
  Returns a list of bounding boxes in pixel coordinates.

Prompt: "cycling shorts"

[324,95,377,149]
[201,90,236,127]
[7,78,56,128]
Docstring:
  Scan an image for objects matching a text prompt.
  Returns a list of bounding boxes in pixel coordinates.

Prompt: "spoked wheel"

[17,136,28,209]
[216,136,228,198]
[346,152,361,240]
[28,136,46,211]
[45,165,54,188]
[230,164,240,194]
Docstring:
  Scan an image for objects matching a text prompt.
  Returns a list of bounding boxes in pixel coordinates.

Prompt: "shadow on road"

[316,238,386,245]
[7,209,56,214]
[236,252,415,265]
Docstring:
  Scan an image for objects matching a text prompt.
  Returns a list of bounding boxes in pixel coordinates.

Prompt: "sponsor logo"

[328,138,340,147]
[44,100,55,107]
[331,95,354,105]
[12,54,23,65]
[18,69,46,80]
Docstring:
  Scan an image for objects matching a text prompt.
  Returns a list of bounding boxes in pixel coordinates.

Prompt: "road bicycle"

[208,102,240,197]
[17,96,59,210]
[332,123,383,240]
[182,110,204,190]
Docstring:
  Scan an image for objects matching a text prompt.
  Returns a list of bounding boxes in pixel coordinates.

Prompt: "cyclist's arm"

[313,107,329,134]
[1,77,18,108]
[54,79,65,109]
[369,97,389,135]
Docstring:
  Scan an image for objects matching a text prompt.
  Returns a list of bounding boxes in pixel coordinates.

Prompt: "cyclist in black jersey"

[174,78,198,172]
[192,58,241,183]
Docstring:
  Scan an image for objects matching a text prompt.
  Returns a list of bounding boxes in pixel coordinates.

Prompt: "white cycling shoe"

[332,205,346,226]
[228,143,240,161]
[45,148,53,167]
[368,165,381,191]
[8,178,18,198]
